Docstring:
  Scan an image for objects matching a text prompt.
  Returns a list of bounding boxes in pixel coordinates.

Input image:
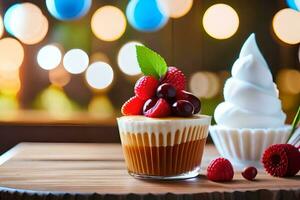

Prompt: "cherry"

[242,166,257,181]
[177,90,201,114]
[156,83,176,100]
[143,98,158,114]
[172,100,194,117]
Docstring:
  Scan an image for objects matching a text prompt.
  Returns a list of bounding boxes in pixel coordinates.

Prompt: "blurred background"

[0,0,299,153]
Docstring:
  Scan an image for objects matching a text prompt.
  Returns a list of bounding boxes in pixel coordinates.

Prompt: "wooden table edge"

[0,186,299,196]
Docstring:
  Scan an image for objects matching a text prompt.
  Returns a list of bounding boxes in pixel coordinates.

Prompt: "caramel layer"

[121,132,207,177]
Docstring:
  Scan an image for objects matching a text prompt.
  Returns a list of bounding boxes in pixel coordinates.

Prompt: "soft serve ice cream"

[214,33,286,129]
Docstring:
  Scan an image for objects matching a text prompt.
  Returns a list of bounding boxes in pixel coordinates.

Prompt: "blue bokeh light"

[126,0,168,32]
[4,3,21,36]
[286,0,300,11]
[46,0,92,21]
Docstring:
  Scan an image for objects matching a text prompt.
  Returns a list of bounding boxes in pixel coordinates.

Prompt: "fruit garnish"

[262,144,300,177]
[134,76,159,100]
[156,83,177,101]
[241,166,257,181]
[161,66,186,91]
[143,97,158,114]
[136,45,167,79]
[172,100,194,117]
[121,96,146,116]
[121,45,201,118]
[207,157,234,182]
[144,98,171,118]
[177,90,201,114]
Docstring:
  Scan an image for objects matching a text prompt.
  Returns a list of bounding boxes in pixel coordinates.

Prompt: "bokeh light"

[91,6,126,42]
[126,0,168,32]
[90,52,110,64]
[63,49,89,74]
[49,64,71,87]
[272,8,300,45]
[158,0,193,18]
[118,41,143,76]
[88,95,115,118]
[277,69,300,95]
[298,46,300,63]
[85,62,114,90]
[203,4,239,40]
[35,86,76,118]
[37,45,62,70]
[4,3,49,45]
[189,72,220,98]
[0,15,4,38]
[46,0,92,20]
[0,38,24,70]
[0,68,21,95]
[286,0,300,11]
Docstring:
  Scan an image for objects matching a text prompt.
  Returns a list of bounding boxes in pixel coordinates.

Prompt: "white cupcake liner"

[209,125,292,168]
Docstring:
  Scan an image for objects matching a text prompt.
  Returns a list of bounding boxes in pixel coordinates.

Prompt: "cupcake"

[117,46,211,180]
[210,33,291,168]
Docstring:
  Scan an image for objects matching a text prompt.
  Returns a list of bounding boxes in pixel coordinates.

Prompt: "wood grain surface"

[0,143,299,194]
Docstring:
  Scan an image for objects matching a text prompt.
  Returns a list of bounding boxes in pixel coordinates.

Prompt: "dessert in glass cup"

[117,46,211,180]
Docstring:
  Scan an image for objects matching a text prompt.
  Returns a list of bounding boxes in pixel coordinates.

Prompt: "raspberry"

[134,76,159,100]
[161,66,186,91]
[121,96,146,116]
[144,98,171,118]
[207,158,234,182]
[262,144,300,177]
[241,166,257,181]
[283,144,300,176]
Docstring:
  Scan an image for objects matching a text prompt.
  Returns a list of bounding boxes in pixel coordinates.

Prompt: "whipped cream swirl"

[214,33,286,128]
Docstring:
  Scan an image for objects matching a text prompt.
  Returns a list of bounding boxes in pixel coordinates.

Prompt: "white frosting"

[117,115,211,146]
[214,33,286,128]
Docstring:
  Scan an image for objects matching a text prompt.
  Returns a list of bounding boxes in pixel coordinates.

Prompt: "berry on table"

[207,157,234,182]
[241,166,257,181]
[177,90,201,114]
[172,100,194,117]
[262,144,300,177]
[121,96,146,116]
[134,76,159,100]
[161,66,186,91]
[144,98,171,118]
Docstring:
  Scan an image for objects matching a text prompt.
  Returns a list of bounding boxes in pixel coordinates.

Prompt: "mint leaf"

[136,45,167,78]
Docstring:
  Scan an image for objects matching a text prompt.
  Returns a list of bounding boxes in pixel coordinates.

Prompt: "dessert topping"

[121,96,146,116]
[161,66,186,91]
[121,45,201,118]
[134,76,159,100]
[144,98,171,118]
[214,33,286,128]
[207,157,234,182]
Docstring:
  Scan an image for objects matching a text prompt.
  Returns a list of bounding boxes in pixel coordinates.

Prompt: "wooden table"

[0,143,299,200]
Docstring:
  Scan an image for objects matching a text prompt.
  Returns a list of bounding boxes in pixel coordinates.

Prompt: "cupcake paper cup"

[209,125,292,168]
[117,115,211,180]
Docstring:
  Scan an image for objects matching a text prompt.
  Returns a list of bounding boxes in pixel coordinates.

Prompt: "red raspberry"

[262,144,300,177]
[161,66,186,91]
[134,76,159,100]
[121,96,146,116]
[144,98,171,118]
[283,144,300,176]
[207,158,234,182]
